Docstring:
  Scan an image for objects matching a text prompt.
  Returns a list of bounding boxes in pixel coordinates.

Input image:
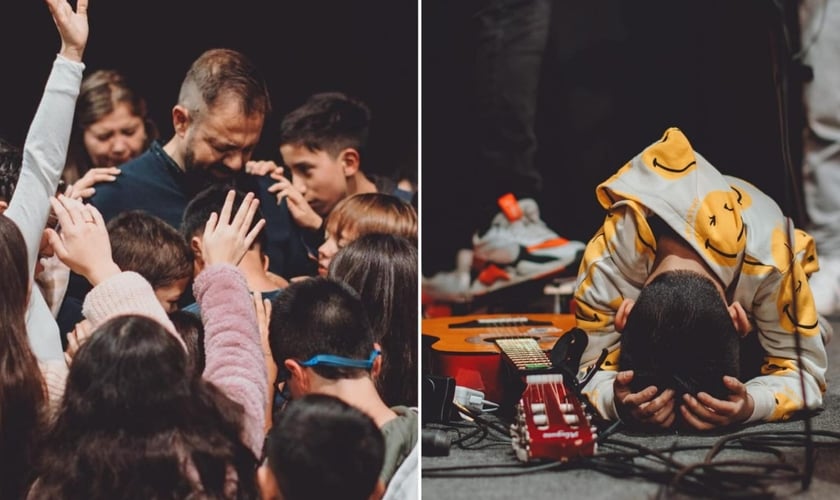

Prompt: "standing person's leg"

[802,0,840,315]
[423,0,584,303]
[472,0,550,217]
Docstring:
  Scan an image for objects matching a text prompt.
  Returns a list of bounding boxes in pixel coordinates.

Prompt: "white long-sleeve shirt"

[7,55,84,361]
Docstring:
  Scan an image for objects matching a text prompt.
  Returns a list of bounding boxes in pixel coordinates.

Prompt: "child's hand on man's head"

[614,370,677,429]
[199,190,265,267]
[679,376,754,430]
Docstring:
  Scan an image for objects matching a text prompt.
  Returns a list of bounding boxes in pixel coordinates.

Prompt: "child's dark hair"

[269,277,374,380]
[181,185,266,250]
[619,270,740,404]
[106,210,193,289]
[168,310,205,377]
[279,92,371,159]
[33,315,257,498]
[0,137,22,203]
[329,234,418,407]
[265,393,384,500]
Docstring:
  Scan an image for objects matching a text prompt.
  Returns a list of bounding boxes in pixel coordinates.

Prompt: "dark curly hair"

[0,137,22,204]
[33,315,258,499]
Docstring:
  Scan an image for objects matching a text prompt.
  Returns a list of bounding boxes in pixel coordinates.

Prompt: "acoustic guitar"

[423,314,576,406]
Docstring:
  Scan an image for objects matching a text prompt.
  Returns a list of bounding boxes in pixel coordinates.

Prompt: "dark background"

[2,0,417,181]
[422,0,808,273]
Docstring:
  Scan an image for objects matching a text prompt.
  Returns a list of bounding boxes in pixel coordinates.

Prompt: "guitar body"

[423,314,577,405]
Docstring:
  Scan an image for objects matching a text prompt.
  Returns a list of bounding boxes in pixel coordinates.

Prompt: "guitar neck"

[495,337,553,373]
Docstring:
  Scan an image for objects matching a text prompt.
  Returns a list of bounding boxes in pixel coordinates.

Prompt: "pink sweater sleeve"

[194,264,268,457]
[82,271,182,348]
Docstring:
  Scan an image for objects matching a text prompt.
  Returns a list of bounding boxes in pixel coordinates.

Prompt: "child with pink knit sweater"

[32,191,268,497]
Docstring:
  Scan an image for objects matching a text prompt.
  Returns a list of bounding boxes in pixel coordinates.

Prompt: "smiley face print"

[693,187,749,266]
[641,128,698,180]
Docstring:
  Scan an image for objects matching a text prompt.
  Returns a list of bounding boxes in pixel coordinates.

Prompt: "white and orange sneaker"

[423,194,584,302]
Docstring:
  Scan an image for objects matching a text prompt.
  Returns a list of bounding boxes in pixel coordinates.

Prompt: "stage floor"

[421,320,840,499]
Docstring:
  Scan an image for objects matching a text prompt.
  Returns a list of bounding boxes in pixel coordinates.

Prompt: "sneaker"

[810,256,840,317]
[422,249,475,303]
[470,194,584,297]
[422,194,585,303]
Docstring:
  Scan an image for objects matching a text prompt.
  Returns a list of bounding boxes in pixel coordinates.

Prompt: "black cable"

[423,428,840,496]
[769,1,817,490]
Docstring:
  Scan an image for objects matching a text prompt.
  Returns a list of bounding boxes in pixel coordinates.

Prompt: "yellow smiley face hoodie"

[575,127,827,423]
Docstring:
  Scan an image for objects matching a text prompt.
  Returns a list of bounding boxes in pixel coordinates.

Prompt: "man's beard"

[182,147,237,198]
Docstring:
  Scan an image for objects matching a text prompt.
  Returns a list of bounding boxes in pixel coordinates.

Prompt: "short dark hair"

[179,48,271,119]
[329,234,418,407]
[618,270,740,402]
[279,92,370,159]
[107,211,193,289]
[181,185,265,250]
[269,277,374,380]
[0,137,22,203]
[265,394,384,500]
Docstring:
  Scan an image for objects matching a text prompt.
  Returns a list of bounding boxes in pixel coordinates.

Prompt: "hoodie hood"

[596,127,747,287]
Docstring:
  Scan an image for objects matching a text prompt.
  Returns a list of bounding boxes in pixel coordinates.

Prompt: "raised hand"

[614,370,676,429]
[45,194,120,286]
[680,376,754,430]
[198,190,266,267]
[267,170,323,230]
[45,0,89,62]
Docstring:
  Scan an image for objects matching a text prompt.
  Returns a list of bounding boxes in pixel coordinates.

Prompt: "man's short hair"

[178,48,271,119]
[0,137,22,203]
[107,211,193,289]
[279,92,370,159]
[264,394,384,500]
[181,185,266,251]
[619,270,740,401]
[269,277,374,380]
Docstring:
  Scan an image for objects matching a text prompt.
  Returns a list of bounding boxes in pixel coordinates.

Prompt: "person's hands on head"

[45,0,89,62]
[680,376,754,431]
[46,195,120,286]
[245,160,281,177]
[614,370,676,429]
[64,167,121,200]
[267,170,323,230]
[198,190,266,268]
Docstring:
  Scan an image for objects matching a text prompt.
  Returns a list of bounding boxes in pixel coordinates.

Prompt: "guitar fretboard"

[450,316,552,329]
[495,338,552,372]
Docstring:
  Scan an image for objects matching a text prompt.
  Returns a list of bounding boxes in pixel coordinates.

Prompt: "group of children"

[0,1,418,499]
